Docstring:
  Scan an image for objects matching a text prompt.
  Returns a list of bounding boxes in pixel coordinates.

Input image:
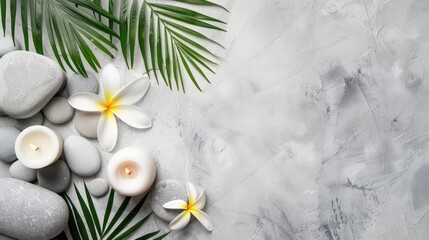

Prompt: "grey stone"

[0,51,65,119]
[0,178,68,240]
[75,111,100,139]
[0,126,19,163]
[0,234,15,240]
[0,162,11,178]
[67,72,99,96]
[88,178,109,198]
[150,180,188,222]
[42,97,74,124]
[37,160,71,193]
[14,112,44,131]
[0,35,20,57]
[9,161,36,182]
[64,135,101,177]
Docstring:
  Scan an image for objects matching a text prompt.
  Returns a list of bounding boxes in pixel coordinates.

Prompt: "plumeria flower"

[163,182,213,231]
[68,64,151,151]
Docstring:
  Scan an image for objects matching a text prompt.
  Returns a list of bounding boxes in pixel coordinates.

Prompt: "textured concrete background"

[3,0,429,239]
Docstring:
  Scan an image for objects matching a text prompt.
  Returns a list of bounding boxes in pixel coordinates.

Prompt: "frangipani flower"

[68,64,151,151]
[163,182,213,231]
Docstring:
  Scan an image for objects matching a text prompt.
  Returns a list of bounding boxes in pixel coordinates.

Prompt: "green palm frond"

[0,0,227,92]
[64,182,169,240]
[139,1,226,92]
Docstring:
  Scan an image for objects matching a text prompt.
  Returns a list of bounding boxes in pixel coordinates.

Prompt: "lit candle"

[107,147,156,196]
[15,125,63,169]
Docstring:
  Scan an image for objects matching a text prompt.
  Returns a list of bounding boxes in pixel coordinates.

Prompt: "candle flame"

[29,144,40,152]
[125,167,132,176]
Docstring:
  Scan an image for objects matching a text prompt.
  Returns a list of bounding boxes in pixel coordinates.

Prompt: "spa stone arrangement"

[0,36,211,240]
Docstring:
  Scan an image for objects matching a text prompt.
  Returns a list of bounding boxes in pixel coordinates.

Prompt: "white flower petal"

[169,211,191,231]
[187,182,198,205]
[68,93,105,112]
[100,64,121,102]
[111,105,151,129]
[194,190,206,210]
[191,210,214,231]
[97,111,118,152]
[163,200,188,210]
[111,77,150,105]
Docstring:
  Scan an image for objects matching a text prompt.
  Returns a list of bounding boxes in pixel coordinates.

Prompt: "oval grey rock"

[0,51,65,119]
[75,111,100,139]
[64,135,101,176]
[43,97,74,124]
[0,126,19,162]
[0,35,20,57]
[9,161,36,182]
[67,72,99,96]
[37,160,71,193]
[14,112,44,131]
[88,178,109,197]
[0,233,15,240]
[0,178,68,240]
[150,180,188,222]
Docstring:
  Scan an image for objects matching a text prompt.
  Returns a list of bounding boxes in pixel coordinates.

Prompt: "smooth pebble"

[64,135,101,177]
[88,178,109,197]
[150,180,188,222]
[43,97,74,124]
[0,178,68,240]
[0,126,19,162]
[67,72,99,95]
[37,160,71,193]
[0,35,20,57]
[75,111,100,139]
[9,161,36,182]
[14,112,44,131]
[0,51,65,119]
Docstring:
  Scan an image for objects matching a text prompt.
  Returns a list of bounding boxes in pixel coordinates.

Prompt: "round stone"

[88,178,109,198]
[42,97,74,124]
[149,180,188,222]
[0,51,65,119]
[14,112,44,131]
[0,35,20,57]
[75,111,100,139]
[9,161,36,182]
[37,160,71,193]
[64,135,101,177]
[0,234,15,239]
[67,72,99,96]
[0,178,69,240]
[0,126,19,163]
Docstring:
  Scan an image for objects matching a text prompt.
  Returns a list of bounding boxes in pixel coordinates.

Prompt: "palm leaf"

[113,213,152,240]
[129,0,138,68]
[9,0,16,43]
[106,193,149,240]
[153,232,170,240]
[175,0,228,12]
[138,1,226,92]
[83,183,102,236]
[73,183,98,240]
[103,196,131,236]
[0,0,5,35]
[119,0,129,68]
[21,0,29,50]
[0,0,227,92]
[102,188,115,233]
[64,194,89,240]
[135,230,160,240]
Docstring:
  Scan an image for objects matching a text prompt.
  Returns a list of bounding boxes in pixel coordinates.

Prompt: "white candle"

[107,147,156,196]
[15,125,63,169]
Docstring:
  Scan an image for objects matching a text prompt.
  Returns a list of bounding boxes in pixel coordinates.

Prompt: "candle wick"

[29,144,40,152]
[125,168,132,176]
